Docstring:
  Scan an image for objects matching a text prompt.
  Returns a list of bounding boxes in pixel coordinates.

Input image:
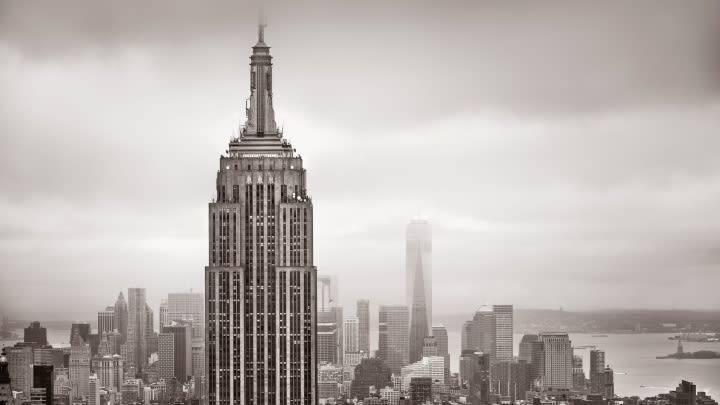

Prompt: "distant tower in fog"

[125,288,147,372]
[406,219,432,363]
[357,300,370,355]
[114,292,128,344]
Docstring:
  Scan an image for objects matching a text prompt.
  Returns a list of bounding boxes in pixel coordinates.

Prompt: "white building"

[91,355,123,392]
[380,386,400,405]
[88,374,99,405]
[400,356,444,393]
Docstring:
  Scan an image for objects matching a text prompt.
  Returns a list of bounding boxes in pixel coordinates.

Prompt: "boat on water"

[592,334,609,337]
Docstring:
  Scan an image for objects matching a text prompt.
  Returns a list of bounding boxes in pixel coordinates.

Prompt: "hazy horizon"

[2,0,720,320]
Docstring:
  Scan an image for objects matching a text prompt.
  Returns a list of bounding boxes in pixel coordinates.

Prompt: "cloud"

[0,1,719,320]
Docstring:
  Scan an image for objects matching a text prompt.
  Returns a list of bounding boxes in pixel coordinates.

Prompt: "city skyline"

[2,1,720,320]
[2,3,720,403]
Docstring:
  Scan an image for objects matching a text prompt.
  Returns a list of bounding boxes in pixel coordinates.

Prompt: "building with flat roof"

[378,306,409,374]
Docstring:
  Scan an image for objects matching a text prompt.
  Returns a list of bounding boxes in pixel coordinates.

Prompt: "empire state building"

[205,23,317,404]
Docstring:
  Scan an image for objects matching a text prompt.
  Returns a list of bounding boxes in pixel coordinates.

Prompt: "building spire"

[243,15,277,137]
[258,14,266,44]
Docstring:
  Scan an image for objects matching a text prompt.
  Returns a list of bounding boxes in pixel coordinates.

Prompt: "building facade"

[317,311,339,365]
[126,288,147,372]
[159,299,169,329]
[467,305,496,361]
[205,23,317,404]
[91,355,123,392]
[7,346,33,397]
[157,333,175,381]
[69,336,90,400]
[431,325,450,384]
[161,324,192,383]
[357,300,370,355]
[343,318,359,353]
[167,292,204,340]
[493,305,513,363]
[114,292,128,345]
[406,220,432,363]
[378,305,409,375]
[98,308,115,336]
[24,322,47,347]
[589,349,605,395]
[539,332,573,390]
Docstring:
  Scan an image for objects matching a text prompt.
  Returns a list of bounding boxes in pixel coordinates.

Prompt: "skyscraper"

[114,292,128,344]
[343,318,360,367]
[126,288,147,372]
[144,303,154,337]
[98,308,115,336]
[69,335,90,400]
[205,22,316,404]
[317,276,338,312]
[467,352,491,405]
[24,322,47,347]
[572,354,586,391]
[69,323,90,345]
[161,324,192,383]
[539,332,573,390]
[601,365,614,399]
[467,305,496,361]
[518,334,538,363]
[91,355,123,393]
[317,276,342,365]
[317,311,340,365]
[589,349,605,395]
[356,300,370,355]
[167,292,204,340]
[87,374,99,405]
[157,333,175,381]
[378,305,409,374]
[493,305,513,363]
[432,325,450,383]
[159,299,168,329]
[6,346,33,397]
[406,220,432,363]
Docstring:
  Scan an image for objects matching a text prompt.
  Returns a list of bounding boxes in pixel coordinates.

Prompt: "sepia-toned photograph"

[1,1,719,404]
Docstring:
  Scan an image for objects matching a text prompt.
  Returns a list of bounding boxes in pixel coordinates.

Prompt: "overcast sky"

[1,0,720,322]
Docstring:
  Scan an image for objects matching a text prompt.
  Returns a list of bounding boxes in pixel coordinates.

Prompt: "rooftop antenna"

[258,12,267,43]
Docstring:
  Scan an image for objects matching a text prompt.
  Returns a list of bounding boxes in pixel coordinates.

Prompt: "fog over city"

[1,0,720,320]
